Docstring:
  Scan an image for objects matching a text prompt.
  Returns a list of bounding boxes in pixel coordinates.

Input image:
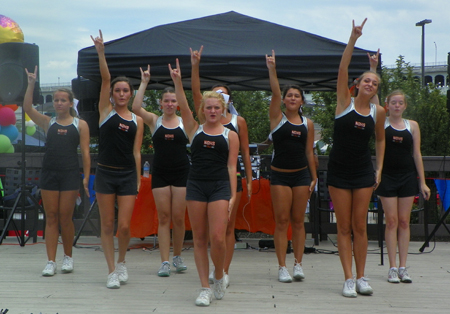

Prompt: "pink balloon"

[0,107,16,126]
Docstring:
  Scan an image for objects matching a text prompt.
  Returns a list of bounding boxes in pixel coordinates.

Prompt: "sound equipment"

[72,77,100,137]
[71,77,100,111]
[0,42,40,104]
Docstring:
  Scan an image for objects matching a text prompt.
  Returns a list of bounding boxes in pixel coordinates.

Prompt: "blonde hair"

[198,91,227,123]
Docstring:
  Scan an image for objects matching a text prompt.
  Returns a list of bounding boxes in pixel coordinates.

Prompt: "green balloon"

[5,144,14,153]
[26,125,36,136]
[0,134,11,153]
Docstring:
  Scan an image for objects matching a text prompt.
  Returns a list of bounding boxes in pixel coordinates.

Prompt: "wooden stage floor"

[0,235,449,313]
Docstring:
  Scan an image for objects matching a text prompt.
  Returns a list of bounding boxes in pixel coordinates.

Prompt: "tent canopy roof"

[77,11,379,91]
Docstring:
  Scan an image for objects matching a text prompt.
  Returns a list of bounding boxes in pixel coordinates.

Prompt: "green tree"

[232,91,271,144]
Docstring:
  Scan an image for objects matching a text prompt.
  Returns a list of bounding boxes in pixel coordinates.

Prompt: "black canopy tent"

[76,11,380,91]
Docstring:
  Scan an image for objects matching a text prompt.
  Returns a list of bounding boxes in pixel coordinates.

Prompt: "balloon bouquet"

[0,15,36,153]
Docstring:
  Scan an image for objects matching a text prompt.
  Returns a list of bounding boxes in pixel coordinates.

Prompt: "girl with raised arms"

[190,46,253,288]
[169,58,239,306]
[23,66,90,276]
[91,30,144,289]
[131,66,189,277]
[327,19,385,297]
[266,50,317,283]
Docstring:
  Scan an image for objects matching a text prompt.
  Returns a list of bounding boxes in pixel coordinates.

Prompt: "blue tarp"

[434,179,450,212]
[12,132,45,147]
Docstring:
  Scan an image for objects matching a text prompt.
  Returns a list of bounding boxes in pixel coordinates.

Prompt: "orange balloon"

[3,104,18,111]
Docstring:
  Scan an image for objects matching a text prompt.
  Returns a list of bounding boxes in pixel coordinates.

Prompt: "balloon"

[5,144,14,153]
[0,134,12,153]
[25,113,31,121]
[26,125,36,136]
[0,107,16,126]
[4,104,18,111]
[25,120,36,127]
[0,124,19,142]
[0,15,24,44]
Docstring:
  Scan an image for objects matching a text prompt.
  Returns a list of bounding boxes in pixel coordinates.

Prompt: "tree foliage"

[232,91,271,144]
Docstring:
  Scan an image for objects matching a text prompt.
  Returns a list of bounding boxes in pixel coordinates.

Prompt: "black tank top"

[188,125,230,181]
[270,114,308,169]
[152,116,189,174]
[42,117,80,171]
[98,109,137,169]
[383,118,415,174]
[328,99,376,177]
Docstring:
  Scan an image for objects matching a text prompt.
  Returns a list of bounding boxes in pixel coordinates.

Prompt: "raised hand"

[140,65,150,84]
[351,18,367,40]
[90,29,104,53]
[368,48,380,71]
[190,45,203,66]
[168,58,182,82]
[25,65,38,85]
[266,50,276,70]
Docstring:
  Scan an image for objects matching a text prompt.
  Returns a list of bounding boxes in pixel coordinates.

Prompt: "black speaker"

[72,77,100,137]
[0,42,40,104]
[71,77,100,111]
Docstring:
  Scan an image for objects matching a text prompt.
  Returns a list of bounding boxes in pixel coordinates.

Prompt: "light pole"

[416,19,432,86]
[434,42,437,65]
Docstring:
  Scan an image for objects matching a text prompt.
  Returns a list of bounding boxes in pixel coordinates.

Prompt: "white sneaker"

[387,268,400,283]
[209,268,215,284]
[278,266,292,283]
[157,262,171,277]
[293,262,305,280]
[224,273,230,288]
[61,255,74,273]
[356,277,373,295]
[115,262,128,283]
[342,278,357,298]
[195,288,213,306]
[213,276,226,300]
[173,255,187,272]
[42,261,57,276]
[398,268,412,283]
[106,271,120,289]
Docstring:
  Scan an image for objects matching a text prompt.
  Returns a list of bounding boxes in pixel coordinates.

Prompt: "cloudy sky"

[3,0,450,84]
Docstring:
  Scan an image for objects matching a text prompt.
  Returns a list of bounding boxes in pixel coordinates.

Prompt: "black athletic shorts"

[94,165,137,196]
[152,168,189,189]
[376,172,419,198]
[270,168,311,188]
[186,180,231,202]
[40,168,80,191]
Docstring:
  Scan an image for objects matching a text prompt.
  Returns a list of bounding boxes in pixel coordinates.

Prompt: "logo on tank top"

[291,130,302,137]
[392,136,403,143]
[165,134,174,140]
[57,129,67,135]
[203,140,216,149]
[118,123,129,132]
[354,121,366,130]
